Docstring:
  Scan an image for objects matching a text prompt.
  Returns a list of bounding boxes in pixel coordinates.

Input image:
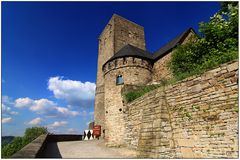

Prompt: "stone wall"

[12,134,84,158]
[94,14,146,132]
[113,14,146,53]
[103,57,152,146]
[152,30,196,82]
[12,134,48,158]
[125,60,238,158]
[152,52,173,82]
[46,134,83,142]
[94,87,105,132]
[94,15,114,131]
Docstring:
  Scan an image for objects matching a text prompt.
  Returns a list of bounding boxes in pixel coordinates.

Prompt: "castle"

[94,14,196,146]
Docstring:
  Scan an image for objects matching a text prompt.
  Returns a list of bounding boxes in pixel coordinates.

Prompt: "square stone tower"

[94,14,146,135]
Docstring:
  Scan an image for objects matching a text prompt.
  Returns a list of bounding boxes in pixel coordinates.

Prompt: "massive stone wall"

[125,60,238,158]
[94,18,114,131]
[103,57,152,146]
[113,14,146,53]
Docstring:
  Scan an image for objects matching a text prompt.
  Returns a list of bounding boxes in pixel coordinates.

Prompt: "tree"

[2,127,48,158]
[23,127,48,144]
[2,137,25,158]
[170,2,238,80]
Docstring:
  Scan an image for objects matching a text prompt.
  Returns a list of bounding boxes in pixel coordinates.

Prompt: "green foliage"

[124,84,160,103]
[1,137,27,158]
[2,136,15,148]
[2,127,48,158]
[170,2,238,81]
[23,127,48,144]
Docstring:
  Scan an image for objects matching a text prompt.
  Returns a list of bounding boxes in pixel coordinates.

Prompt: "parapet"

[103,57,152,75]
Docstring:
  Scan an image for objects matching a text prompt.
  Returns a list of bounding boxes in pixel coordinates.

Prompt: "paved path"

[42,140,137,158]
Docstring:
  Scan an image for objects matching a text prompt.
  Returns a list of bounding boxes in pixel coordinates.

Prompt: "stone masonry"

[94,14,238,158]
[94,14,146,136]
[152,30,196,82]
[103,57,152,146]
[124,60,238,158]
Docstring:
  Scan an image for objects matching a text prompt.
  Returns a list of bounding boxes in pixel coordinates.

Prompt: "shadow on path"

[40,142,62,158]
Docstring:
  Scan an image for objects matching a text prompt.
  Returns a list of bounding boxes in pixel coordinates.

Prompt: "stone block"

[164,126,172,131]
[180,147,195,158]
[227,62,238,72]
[209,67,221,74]
[153,119,161,128]
[190,84,202,93]
[218,96,228,101]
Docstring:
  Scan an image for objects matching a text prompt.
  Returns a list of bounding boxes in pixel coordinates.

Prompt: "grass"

[124,84,161,103]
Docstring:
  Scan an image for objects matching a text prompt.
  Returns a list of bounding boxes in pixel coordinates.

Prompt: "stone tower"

[94,14,146,136]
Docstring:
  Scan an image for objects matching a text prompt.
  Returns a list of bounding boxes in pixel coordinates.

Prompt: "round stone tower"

[102,45,152,146]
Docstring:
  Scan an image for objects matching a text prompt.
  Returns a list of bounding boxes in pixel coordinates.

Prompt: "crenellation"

[103,57,152,75]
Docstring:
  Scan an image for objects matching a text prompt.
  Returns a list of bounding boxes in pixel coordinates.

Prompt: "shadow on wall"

[40,142,62,158]
[11,134,83,158]
[39,134,83,158]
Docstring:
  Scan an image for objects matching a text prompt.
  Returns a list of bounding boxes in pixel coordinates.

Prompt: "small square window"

[116,75,124,85]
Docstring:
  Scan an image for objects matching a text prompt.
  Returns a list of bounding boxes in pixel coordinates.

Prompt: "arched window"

[116,75,124,85]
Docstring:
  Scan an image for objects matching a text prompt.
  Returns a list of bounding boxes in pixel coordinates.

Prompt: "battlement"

[103,57,152,75]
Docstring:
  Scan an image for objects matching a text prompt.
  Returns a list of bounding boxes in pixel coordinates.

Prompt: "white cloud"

[3,96,14,106]
[55,107,80,117]
[30,99,55,113]
[2,96,18,116]
[48,76,96,106]
[27,117,42,125]
[14,97,80,118]
[15,97,34,108]
[47,121,68,129]
[2,104,18,116]
[2,117,12,124]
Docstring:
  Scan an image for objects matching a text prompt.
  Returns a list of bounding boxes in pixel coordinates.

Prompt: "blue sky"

[2,2,220,136]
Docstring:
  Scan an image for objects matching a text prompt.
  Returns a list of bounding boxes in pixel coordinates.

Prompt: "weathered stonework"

[113,15,146,52]
[94,16,114,131]
[152,52,173,82]
[103,57,152,146]
[125,60,238,158]
[94,14,238,158]
[94,14,146,135]
[152,30,196,82]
